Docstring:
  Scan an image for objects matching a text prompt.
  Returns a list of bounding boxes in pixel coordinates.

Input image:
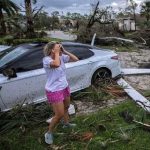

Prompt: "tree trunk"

[25,0,35,38]
[0,8,6,35]
[86,1,99,29]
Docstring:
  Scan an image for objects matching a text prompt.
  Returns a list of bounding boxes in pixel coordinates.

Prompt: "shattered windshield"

[0,46,28,68]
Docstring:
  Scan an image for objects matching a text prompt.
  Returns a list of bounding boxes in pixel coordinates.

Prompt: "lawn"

[0,99,150,150]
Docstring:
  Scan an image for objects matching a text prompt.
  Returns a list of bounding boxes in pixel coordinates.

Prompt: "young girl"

[43,42,79,144]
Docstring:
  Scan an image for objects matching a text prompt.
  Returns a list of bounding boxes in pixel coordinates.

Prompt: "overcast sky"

[12,0,146,15]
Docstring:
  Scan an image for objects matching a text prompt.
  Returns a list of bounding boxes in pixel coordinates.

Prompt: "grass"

[1,100,150,150]
[142,90,150,98]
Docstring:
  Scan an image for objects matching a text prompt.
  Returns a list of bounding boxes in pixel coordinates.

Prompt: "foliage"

[72,79,126,104]
[125,30,150,47]
[140,1,150,28]
[0,0,20,16]
[0,102,52,134]
[0,0,20,35]
[0,100,150,149]
[0,37,61,45]
[34,12,51,30]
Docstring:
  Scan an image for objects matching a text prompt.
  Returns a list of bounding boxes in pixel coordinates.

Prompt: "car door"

[0,49,46,111]
[63,45,94,93]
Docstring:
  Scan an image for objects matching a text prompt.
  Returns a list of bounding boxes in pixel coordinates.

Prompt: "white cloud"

[72,3,77,7]
[134,0,143,4]
[12,0,146,15]
[111,2,118,7]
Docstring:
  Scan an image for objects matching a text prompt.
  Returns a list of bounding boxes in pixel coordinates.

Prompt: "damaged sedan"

[0,42,121,111]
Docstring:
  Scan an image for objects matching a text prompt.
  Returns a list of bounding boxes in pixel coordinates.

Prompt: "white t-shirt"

[43,54,70,92]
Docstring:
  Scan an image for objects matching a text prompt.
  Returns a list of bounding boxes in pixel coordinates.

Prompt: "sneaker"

[63,123,77,128]
[44,132,53,144]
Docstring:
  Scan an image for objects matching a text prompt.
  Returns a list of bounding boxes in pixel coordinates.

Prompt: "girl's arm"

[62,48,79,62]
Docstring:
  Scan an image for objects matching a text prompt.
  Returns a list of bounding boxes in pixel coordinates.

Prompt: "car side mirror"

[2,68,17,79]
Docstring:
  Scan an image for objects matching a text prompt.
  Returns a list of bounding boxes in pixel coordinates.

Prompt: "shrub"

[0,37,61,45]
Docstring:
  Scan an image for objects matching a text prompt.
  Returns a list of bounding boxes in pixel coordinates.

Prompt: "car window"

[63,45,94,60]
[11,49,44,72]
[0,47,29,68]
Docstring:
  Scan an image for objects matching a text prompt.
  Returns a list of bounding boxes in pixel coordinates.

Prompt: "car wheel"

[92,68,111,86]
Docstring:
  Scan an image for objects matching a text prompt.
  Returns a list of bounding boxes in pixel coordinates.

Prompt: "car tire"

[91,68,111,86]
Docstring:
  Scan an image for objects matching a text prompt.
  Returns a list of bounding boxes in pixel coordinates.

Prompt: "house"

[117,17,136,31]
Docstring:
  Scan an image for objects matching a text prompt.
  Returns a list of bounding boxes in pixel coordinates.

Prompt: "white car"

[0,42,121,111]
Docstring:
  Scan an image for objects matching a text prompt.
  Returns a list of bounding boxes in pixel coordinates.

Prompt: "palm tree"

[24,0,37,38]
[141,1,150,27]
[0,0,20,35]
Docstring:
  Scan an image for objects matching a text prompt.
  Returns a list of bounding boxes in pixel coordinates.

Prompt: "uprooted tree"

[77,1,122,43]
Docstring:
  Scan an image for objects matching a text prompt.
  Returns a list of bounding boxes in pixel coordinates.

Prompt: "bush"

[0,37,61,45]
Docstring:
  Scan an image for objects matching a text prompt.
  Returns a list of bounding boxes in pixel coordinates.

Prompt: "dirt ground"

[118,48,150,90]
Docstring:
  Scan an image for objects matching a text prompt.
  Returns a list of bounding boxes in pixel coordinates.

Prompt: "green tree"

[0,0,20,35]
[141,1,150,28]
[51,11,60,30]
[34,11,51,29]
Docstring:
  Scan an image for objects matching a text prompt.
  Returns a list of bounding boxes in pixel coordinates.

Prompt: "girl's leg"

[63,96,70,124]
[48,102,64,132]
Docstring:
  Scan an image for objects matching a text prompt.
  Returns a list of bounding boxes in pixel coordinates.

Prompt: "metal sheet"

[121,68,150,75]
[117,78,150,112]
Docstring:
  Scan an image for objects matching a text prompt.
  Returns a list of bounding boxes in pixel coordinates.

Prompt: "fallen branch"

[119,110,150,131]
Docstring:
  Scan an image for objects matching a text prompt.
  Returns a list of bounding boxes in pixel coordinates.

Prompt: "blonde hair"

[43,41,60,56]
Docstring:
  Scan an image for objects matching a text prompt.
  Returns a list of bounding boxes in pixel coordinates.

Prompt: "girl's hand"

[60,45,67,54]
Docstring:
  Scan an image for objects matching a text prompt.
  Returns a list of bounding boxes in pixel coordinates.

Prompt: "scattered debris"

[68,104,76,115]
[65,131,94,142]
[104,84,126,97]
[0,102,52,134]
[81,132,94,141]
[117,78,150,112]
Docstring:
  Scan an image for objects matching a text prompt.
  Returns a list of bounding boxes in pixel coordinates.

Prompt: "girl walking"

[43,42,79,144]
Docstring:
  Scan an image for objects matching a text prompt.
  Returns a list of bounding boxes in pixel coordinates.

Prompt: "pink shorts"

[46,86,70,104]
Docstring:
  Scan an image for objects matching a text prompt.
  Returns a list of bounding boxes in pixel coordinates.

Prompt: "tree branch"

[33,6,44,19]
